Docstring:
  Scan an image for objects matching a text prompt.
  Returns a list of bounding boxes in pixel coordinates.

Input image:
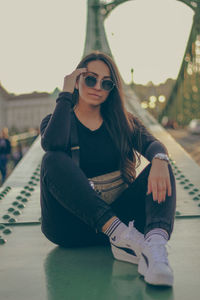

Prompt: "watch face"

[155,153,169,162]
[162,154,169,160]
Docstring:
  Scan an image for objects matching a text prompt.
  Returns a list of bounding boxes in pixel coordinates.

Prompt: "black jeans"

[0,155,7,184]
[40,151,176,247]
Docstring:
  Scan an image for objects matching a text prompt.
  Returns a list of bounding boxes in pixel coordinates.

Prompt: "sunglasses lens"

[102,80,114,91]
[85,76,97,87]
[84,74,114,91]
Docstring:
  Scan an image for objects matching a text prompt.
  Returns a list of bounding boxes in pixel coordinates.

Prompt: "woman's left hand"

[147,158,172,204]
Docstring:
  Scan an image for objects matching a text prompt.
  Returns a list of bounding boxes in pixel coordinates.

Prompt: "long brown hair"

[73,51,141,183]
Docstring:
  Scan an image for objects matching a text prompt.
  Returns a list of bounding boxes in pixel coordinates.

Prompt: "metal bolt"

[189,191,195,195]
[3,228,12,235]
[0,238,7,245]
[9,218,17,223]
[8,207,15,212]
[18,204,25,209]
[21,198,28,203]
[13,210,21,216]
[3,214,10,220]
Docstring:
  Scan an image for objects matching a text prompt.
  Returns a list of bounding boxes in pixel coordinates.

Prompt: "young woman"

[40,51,176,287]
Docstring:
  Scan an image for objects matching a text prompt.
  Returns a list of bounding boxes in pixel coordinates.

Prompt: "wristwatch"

[153,153,169,163]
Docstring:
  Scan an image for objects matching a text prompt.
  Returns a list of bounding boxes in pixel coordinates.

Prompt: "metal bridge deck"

[0,218,200,300]
[0,88,200,300]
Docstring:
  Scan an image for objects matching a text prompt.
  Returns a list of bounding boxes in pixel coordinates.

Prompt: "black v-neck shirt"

[74,113,120,177]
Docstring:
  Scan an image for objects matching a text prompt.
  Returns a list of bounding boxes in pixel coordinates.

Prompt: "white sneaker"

[110,221,144,265]
[138,236,174,286]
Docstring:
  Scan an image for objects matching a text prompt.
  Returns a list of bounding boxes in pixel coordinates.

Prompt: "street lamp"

[149,95,157,103]
[141,101,148,109]
[130,68,134,85]
[158,95,166,103]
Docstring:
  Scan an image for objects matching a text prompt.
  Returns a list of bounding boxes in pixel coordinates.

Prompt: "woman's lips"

[88,93,101,98]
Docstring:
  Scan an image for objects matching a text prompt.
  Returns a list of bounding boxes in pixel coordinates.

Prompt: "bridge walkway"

[0,87,200,300]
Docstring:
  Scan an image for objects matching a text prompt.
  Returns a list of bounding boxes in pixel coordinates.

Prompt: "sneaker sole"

[138,257,173,286]
[111,245,140,265]
[145,272,173,287]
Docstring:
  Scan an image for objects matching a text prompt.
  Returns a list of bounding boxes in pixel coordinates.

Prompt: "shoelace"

[128,221,144,247]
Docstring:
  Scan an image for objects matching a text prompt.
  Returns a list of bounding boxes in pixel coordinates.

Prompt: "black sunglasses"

[83,73,115,92]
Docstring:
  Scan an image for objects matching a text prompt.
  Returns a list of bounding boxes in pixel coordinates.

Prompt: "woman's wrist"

[152,153,169,163]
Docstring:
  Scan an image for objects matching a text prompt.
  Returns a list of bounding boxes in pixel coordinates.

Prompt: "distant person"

[40,51,176,287]
[12,141,23,166]
[0,127,11,184]
[161,116,178,129]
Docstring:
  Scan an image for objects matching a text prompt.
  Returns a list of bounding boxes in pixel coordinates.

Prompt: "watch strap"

[153,153,169,163]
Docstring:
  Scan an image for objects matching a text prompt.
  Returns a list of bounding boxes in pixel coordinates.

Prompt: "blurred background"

[0,0,199,185]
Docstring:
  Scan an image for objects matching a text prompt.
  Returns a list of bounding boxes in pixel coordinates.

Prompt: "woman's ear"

[75,74,80,90]
[75,81,79,89]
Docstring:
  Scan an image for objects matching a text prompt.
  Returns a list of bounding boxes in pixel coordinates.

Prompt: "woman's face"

[77,60,112,107]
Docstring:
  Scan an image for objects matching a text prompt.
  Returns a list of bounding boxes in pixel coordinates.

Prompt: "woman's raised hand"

[62,68,87,93]
[147,158,172,204]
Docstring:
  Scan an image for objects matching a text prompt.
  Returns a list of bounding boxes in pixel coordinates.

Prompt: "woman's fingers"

[151,181,158,201]
[73,68,87,77]
[158,181,166,203]
[167,177,172,197]
[147,178,152,195]
[148,160,172,203]
[149,179,167,203]
[62,68,87,93]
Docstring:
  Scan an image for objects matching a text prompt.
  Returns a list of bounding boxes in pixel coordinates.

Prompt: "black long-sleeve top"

[40,92,167,178]
[0,138,11,155]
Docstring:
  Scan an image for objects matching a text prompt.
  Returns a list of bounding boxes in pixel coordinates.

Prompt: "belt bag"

[70,112,128,204]
[88,170,128,204]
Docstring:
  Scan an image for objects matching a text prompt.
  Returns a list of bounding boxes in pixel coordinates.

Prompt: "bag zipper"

[98,182,126,193]
[90,175,122,185]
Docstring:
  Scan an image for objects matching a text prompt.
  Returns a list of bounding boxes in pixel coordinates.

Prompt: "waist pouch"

[88,170,128,204]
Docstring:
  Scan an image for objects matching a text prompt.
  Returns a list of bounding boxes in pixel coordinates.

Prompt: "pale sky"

[0,0,194,95]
